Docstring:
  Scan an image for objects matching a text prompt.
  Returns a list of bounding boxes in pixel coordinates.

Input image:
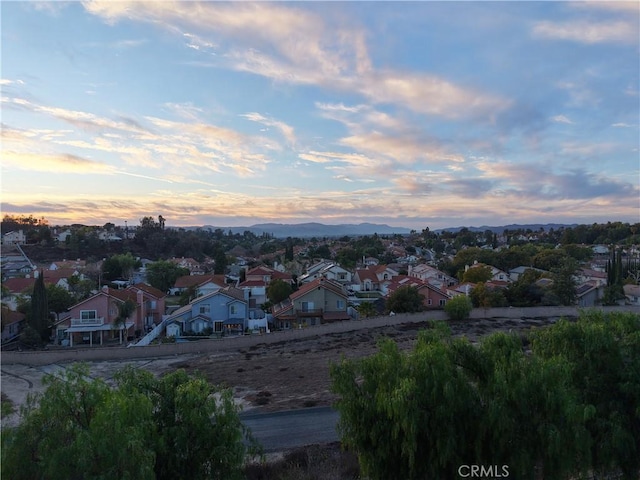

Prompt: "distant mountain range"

[198,222,413,238]
[192,222,577,238]
[434,223,578,234]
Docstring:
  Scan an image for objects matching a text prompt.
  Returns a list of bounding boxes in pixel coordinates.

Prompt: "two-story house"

[352,265,399,295]
[170,274,227,297]
[271,278,352,329]
[408,264,457,289]
[298,261,353,285]
[164,286,260,337]
[55,286,140,347]
[238,265,294,308]
[127,283,166,332]
[386,276,451,309]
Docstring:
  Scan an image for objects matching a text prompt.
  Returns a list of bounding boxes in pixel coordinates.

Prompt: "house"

[49,259,87,270]
[577,268,607,287]
[126,283,166,331]
[623,284,640,305]
[170,274,227,297]
[466,262,511,283]
[352,265,399,295]
[408,264,457,288]
[271,278,352,329]
[576,281,604,307]
[164,286,259,337]
[2,230,26,245]
[54,286,141,347]
[386,276,451,309]
[1,305,26,343]
[238,265,294,308]
[169,257,205,275]
[298,261,353,285]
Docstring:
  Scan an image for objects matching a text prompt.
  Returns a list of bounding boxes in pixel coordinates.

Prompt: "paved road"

[241,407,340,452]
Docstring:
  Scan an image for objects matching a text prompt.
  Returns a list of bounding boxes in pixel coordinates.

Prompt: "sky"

[1,1,639,231]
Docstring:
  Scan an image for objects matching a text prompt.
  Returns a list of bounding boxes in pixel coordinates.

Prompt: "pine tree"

[29,271,50,343]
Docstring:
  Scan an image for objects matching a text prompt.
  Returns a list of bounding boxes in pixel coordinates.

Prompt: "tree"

[531,311,640,479]
[102,253,140,283]
[461,264,493,283]
[1,364,260,480]
[29,271,50,343]
[443,295,472,321]
[550,258,578,306]
[113,298,136,344]
[114,366,260,480]
[46,284,74,322]
[146,260,189,293]
[469,282,507,309]
[213,247,228,274]
[330,323,588,480]
[385,286,424,313]
[357,301,377,319]
[266,278,292,305]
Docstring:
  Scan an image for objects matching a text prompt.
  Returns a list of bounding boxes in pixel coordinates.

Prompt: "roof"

[174,274,226,289]
[128,282,165,298]
[290,278,347,300]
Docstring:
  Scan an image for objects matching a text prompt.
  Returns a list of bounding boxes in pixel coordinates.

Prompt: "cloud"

[240,112,296,145]
[551,115,574,124]
[83,1,509,121]
[2,151,115,174]
[477,161,638,201]
[532,20,638,44]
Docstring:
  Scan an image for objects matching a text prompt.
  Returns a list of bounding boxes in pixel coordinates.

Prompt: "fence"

[2,305,638,366]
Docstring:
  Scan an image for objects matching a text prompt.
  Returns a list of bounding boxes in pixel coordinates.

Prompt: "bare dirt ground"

[0,316,564,428]
[173,316,562,413]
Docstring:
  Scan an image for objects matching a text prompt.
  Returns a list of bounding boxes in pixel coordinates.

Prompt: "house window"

[439,299,446,306]
[336,300,345,309]
[301,301,314,312]
[427,299,432,305]
[230,304,238,315]
[214,321,223,332]
[80,310,97,323]
[338,273,346,280]
[199,305,210,314]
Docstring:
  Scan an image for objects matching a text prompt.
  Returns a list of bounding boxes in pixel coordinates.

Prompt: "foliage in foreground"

[330,310,640,480]
[1,364,260,480]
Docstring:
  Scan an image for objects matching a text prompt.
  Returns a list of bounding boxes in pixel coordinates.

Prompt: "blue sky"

[2,1,639,230]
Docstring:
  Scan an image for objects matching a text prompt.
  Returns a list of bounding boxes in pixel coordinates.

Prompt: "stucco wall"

[2,305,638,366]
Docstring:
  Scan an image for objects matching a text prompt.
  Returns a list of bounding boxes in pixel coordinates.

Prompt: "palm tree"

[113,299,136,344]
[357,301,377,319]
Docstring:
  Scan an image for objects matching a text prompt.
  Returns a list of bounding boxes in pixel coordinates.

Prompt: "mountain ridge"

[189,222,578,238]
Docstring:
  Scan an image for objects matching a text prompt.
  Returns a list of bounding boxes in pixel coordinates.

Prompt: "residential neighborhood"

[2,217,639,349]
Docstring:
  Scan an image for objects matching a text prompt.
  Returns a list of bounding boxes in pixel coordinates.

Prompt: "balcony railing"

[297,308,323,317]
[71,317,105,326]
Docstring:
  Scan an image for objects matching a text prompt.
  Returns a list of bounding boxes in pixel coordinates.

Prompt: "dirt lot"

[173,315,562,413]
[1,316,564,428]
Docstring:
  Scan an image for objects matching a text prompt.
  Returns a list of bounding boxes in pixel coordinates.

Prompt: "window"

[214,321,223,332]
[336,300,345,309]
[301,301,314,312]
[81,310,97,320]
[230,304,238,315]
[439,299,447,306]
[427,299,432,305]
[199,304,210,314]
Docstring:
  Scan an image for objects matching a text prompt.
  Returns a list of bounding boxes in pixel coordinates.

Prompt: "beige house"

[272,278,352,329]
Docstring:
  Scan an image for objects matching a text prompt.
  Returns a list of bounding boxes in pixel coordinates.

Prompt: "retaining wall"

[2,306,638,366]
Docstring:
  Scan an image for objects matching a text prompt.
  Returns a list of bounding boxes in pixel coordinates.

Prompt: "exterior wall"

[4,306,638,366]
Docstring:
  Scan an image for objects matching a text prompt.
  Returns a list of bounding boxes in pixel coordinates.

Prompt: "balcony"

[296,308,323,317]
[71,317,105,327]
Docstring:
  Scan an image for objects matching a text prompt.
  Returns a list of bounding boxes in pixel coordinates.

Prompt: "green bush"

[444,295,473,320]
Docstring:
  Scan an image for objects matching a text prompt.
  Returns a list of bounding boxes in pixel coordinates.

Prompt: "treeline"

[331,310,640,480]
